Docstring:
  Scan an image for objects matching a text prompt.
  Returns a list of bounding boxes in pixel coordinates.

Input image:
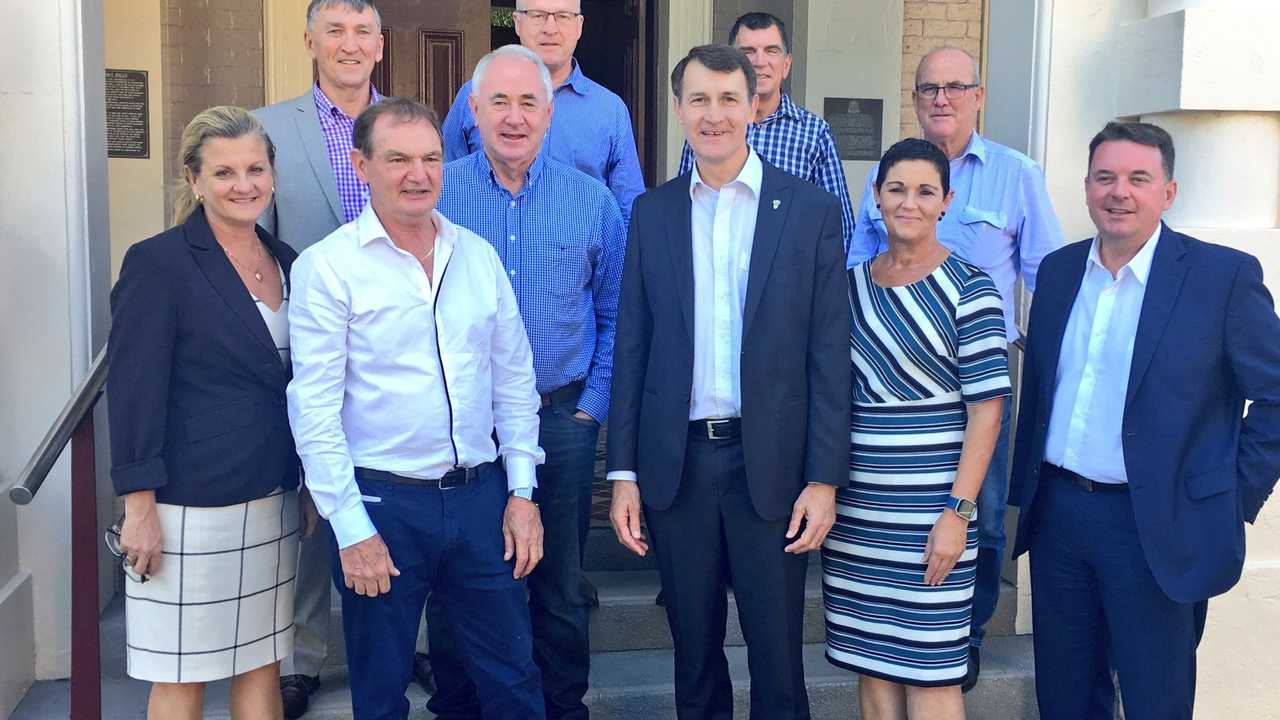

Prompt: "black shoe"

[961,646,980,694]
[281,674,320,720]
[413,652,437,693]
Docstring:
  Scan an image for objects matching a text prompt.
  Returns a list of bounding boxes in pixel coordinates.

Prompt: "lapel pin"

[772,199,781,210]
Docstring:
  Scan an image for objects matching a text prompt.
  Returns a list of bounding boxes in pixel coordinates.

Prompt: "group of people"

[102,1,1280,720]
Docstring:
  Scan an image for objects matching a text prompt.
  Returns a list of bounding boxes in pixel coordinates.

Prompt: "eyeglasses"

[515,10,582,25]
[915,82,980,100]
[105,517,149,584]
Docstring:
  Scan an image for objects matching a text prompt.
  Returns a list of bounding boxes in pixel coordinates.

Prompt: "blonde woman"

[107,106,303,719]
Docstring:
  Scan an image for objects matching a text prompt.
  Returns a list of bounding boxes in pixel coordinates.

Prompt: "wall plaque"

[824,97,883,162]
[106,69,149,159]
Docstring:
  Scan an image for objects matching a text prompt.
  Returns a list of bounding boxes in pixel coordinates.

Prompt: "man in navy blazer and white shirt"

[1010,121,1280,719]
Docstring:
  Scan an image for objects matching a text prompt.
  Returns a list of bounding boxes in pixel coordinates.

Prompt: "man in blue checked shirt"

[677,12,856,251]
[441,0,645,225]
[846,46,1066,694]
[426,44,626,720]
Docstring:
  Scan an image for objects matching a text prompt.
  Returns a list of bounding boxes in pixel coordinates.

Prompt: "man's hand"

[572,410,596,423]
[299,488,320,540]
[609,480,649,556]
[339,533,399,597]
[121,490,164,577]
[503,496,543,579]
[922,510,968,586]
[784,483,837,554]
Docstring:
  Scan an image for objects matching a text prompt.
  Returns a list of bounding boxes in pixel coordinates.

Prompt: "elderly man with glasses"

[845,45,1066,694]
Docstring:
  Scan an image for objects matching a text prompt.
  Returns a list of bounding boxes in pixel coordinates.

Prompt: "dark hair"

[671,44,757,100]
[1088,121,1175,180]
[875,138,951,195]
[728,12,790,54]
[352,97,442,157]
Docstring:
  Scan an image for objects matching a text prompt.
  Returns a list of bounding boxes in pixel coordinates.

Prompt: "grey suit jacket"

[254,92,346,252]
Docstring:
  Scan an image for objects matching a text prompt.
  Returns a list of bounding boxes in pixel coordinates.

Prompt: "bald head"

[915,47,980,86]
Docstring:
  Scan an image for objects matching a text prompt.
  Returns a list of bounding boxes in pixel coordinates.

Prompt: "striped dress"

[822,254,1011,687]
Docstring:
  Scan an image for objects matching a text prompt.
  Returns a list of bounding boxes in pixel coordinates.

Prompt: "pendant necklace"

[223,241,266,283]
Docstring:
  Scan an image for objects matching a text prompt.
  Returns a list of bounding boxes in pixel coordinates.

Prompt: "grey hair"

[306,0,381,33]
[470,44,555,104]
[915,46,981,86]
[173,106,276,225]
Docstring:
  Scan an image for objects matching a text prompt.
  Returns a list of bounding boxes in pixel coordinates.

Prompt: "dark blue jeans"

[428,398,599,720]
[969,398,1012,648]
[332,465,543,720]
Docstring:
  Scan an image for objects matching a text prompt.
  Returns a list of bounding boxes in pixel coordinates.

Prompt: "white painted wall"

[0,1,110,704]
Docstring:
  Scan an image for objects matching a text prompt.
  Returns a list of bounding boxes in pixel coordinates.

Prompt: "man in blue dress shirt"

[427,44,626,720]
[846,46,1066,692]
[441,0,645,225]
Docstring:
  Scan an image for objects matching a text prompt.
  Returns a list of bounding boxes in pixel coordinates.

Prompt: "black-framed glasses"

[514,9,582,25]
[915,82,980,100]
[105,517,149,584]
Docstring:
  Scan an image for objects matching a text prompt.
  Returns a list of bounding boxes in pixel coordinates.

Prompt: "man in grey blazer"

[253,1,385,716]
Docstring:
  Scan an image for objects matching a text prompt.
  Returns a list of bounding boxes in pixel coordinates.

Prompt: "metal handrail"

[8,348,107,505]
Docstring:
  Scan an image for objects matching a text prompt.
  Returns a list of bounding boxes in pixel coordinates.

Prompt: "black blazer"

[107,206,300,507]
[1010,225,1280,602]
[607,161,852,520]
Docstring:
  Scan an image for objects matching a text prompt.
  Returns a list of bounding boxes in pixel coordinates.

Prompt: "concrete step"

[222,637,1038,719]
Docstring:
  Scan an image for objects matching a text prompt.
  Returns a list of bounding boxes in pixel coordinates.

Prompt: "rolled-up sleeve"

[286,252,376,549]
[487,251,546,491]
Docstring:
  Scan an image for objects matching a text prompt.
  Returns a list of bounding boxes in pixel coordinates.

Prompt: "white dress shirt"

[287,206,545,549]
[1044,226,1161,484]
[608,150,763,484]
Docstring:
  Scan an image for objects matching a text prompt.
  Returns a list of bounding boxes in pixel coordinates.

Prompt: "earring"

[939,210,946,218]
[196,194,204,204]
[875,203,881,209]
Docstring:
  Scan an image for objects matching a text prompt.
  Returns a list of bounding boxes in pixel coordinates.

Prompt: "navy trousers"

[1028,468,1206,720]
[427,398,598,719]
[333,466,544,720]
[970,398,1012,648]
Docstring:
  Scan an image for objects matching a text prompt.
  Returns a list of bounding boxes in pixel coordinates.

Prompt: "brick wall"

[161,0,265,218]
[899,0,984,140]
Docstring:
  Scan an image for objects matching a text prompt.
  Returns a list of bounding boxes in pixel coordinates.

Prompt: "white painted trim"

[1028,0,1054,170]
[60,0,91,385]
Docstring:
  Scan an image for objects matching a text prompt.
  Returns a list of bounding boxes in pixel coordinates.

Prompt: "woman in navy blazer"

[107,106,303,718]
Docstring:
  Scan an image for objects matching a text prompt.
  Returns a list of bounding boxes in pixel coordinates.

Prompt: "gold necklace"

[223,241,266,283]
[419,244,436,264]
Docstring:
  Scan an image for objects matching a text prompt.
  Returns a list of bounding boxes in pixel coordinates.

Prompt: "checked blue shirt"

[679,93,855,250]
[437,151,626,423]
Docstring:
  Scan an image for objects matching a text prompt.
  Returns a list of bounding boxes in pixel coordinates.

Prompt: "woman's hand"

[922,509,969,586]
[121,490,165,577]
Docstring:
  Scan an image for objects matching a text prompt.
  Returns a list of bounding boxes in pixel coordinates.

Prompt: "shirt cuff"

[575,384,609,424]
[329,502,378,550]
[504,453,537,491]
[607,471,637,482]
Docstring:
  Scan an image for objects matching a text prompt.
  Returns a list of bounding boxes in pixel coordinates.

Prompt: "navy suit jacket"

[107,206,300,507]
[606,160,851,520]
[1010,224,1280,603]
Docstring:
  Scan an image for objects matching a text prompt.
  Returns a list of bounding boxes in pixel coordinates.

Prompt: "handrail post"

[69,411,102,720]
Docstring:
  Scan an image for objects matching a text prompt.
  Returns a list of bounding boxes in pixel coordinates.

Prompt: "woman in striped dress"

[822,138,1010,719]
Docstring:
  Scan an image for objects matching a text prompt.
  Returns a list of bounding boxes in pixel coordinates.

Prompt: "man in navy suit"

[1009,121,1280,719]
[606,44,850,719]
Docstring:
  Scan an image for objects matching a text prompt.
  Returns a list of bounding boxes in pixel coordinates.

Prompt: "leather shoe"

[413,652,436,693]
[281,674,320,720]
[961,646,980,693]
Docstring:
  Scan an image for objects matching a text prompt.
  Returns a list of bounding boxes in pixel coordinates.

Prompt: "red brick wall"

[899,0,984,139]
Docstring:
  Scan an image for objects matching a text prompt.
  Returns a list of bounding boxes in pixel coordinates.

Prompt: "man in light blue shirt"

[441,0,645,225]
[846,46,1065,691]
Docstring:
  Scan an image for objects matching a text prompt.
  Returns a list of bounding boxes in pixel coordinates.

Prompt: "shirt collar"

[559,59,589,96]
[759,94,802,125]
[689,148,763,200]
[355,204,455,255]
[960,131,987,163]
[474,148,547,194]
[313,83,384,120]
[1087,223,1162,286]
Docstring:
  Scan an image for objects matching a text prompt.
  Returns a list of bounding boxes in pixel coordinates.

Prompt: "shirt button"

[508,234,516,241]
[509,269,517,277]
[509,201,516,208]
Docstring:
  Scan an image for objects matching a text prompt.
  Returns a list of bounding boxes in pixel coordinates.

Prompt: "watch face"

[957,498,977,519]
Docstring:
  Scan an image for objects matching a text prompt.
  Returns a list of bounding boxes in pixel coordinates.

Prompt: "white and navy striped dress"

[822,255,1011,687]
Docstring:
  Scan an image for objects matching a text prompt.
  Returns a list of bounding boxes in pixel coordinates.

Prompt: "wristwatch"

[946,495,977,521]
[509,487,535,502]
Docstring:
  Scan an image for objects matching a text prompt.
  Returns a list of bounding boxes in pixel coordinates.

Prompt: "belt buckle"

[705,419,731,440]
[439,467,466,490]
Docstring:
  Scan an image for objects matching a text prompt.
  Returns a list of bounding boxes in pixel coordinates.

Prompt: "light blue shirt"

[846,132,1065,341]
[442,60,645,227]
[1043,226,1162,484]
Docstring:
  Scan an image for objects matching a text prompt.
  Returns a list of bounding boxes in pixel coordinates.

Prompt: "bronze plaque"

[106,69,149,159]
[824,97,883,162]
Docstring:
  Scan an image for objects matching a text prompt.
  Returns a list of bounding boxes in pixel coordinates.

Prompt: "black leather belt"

[689,417,742,440]
[355,463,490,489]
[540,380,585,408]
[1042,463,1128,493]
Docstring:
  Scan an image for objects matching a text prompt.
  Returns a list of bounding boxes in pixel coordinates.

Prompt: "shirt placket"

[1063,273,1121,465]
[711,187,734,417]
[503,191,521,295]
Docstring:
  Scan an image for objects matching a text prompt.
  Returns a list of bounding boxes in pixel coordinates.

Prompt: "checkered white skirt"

[125,488,299,683]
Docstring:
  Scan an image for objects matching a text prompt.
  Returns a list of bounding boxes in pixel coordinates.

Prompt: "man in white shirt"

[287,97,547,720]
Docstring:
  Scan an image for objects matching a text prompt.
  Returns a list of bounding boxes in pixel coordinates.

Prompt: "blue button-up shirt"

[679,93,856,250]
[437,151,626,423]
[313,83,382,223]
[442,60,645,227]
[846,132,1065,341]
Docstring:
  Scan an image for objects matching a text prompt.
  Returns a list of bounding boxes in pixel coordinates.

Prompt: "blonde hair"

[172,106,276,225]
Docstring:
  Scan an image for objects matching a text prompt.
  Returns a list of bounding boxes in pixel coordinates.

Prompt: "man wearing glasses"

[440,0,645,225]
[845,45,1066,694]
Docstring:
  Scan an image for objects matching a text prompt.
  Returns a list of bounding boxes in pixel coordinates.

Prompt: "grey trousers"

[280,518,332,677]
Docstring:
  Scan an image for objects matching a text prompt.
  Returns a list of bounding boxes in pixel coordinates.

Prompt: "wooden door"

[374,0,490,114]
